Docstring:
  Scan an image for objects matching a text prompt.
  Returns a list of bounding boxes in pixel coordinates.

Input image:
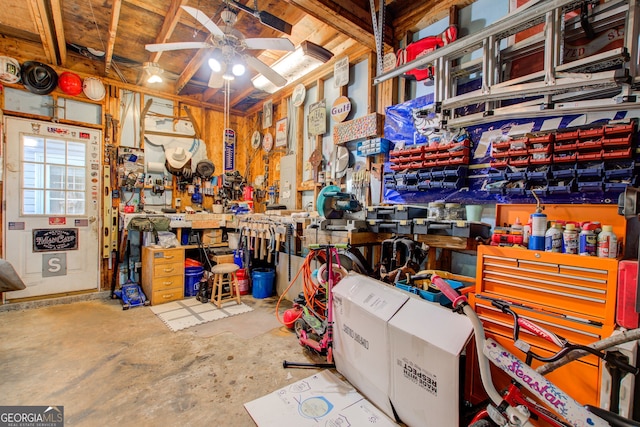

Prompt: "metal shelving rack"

[374,0,640,128]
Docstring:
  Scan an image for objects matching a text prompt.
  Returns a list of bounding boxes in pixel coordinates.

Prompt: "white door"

[4,117,101,299]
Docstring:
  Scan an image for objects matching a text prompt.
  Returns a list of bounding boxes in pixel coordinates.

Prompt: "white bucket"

[227,232,240,250]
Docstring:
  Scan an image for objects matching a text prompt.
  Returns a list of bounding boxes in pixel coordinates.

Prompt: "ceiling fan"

[145,5,294,89]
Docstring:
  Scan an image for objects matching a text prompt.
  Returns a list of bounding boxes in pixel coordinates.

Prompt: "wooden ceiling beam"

[28,0,58,64]
[286,0,393,51]
[148,0,188,64]
[388,0,474,39]
[202,86,221,103]
[105,0,123,74]
[49,0,67,66]
[175,49,209,94]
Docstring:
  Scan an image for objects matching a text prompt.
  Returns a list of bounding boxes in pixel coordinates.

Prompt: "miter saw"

[312,185,368,232]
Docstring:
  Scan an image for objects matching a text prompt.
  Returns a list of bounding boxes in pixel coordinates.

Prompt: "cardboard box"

[332,273,409,420]
[244,370,398,426]
[202,229,223,245]
[211,253,234,264]
[388,296,473,426]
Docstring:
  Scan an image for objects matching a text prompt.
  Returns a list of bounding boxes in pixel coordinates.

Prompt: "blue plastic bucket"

[184,266,204,297]
[251,268,275,299]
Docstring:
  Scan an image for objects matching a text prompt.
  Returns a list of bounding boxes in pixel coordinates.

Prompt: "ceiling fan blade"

[145,42,210,52]
[227,0,292,35]
[244,38,294,52]
[207,72,223,89]
[181,5,224,38]
[244,55,287,87]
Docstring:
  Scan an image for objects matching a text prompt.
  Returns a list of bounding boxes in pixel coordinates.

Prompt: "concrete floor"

[0,294,328,426]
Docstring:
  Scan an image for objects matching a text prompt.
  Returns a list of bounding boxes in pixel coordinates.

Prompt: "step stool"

[210,263,241,308]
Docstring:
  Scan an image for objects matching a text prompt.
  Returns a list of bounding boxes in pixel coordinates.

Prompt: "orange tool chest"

[466,204,624,409]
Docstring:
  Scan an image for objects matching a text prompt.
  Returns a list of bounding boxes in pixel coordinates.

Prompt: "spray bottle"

[528,190,547,250]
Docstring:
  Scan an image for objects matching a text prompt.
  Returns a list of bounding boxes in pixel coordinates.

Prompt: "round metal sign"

[292,84,306,107]
[263,131,274,152]
[331,96,351,123]
[251,130,262,149]
[383,52,397,72]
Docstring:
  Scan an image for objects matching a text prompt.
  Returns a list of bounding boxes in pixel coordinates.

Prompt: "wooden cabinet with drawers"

[141,246,185,306]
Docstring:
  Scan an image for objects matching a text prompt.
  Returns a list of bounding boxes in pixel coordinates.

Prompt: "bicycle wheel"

[537,327,640,376]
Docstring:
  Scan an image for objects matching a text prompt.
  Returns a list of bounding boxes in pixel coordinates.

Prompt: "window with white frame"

[22,135,86,215]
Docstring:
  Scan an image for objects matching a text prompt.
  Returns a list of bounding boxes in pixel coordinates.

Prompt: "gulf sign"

[331,96,352,123]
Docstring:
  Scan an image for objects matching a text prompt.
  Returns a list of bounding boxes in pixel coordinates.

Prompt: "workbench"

[117,211,235,290]
[303,222,485,271]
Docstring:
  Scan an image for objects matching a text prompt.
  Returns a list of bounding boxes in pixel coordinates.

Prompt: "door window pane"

[23,163,44,188]
[23,137,44,161]
[46,190,66,214]
[66,167,85,191]
[67,142,85,166]
[66,192,85,214]
[47,165,66,190]
[23,190,43,215]
[46,140,66,164]
[22,135,87,216]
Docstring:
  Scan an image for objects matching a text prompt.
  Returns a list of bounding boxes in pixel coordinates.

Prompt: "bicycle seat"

[585,405,640,427]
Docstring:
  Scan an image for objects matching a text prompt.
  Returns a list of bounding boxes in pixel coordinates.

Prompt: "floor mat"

[149,298,253,332]
[189,308,282,339]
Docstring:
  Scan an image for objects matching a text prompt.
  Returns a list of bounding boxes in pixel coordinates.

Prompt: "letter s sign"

[48,257,61,272]
[42,253,67,277]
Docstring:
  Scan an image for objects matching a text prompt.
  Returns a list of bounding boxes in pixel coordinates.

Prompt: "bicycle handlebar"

[431,275,467,308]
[489,298,639,376]
[532,344,639,375]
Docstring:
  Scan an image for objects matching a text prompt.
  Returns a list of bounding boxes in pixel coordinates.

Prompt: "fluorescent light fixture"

[252,41,333,94]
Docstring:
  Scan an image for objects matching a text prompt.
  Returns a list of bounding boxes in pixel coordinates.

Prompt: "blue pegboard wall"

[383,95,640,206]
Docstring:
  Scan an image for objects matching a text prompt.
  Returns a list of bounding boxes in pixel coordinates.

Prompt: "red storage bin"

[617,260,639,329]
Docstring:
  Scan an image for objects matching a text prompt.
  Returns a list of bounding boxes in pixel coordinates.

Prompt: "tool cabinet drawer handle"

[162,294,173,299]
[162,281,174,285]
[164,255,174,259]
[163,267,174,272]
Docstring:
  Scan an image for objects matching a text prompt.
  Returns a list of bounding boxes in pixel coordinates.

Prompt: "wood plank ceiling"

[0,0,474,113]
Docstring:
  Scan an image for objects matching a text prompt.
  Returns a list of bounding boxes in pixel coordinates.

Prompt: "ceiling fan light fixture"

[222,73,235,81]
[208,57,223,73]
[232,62,246,76]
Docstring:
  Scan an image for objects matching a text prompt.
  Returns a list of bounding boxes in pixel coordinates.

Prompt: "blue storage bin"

[252,268,275,299]
[184,266,204,297]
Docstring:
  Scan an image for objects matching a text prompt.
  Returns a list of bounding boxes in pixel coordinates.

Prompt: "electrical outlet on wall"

[175,198,181,207]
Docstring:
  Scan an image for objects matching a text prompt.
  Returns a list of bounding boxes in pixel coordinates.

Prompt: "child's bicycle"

[429,274,640,427]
